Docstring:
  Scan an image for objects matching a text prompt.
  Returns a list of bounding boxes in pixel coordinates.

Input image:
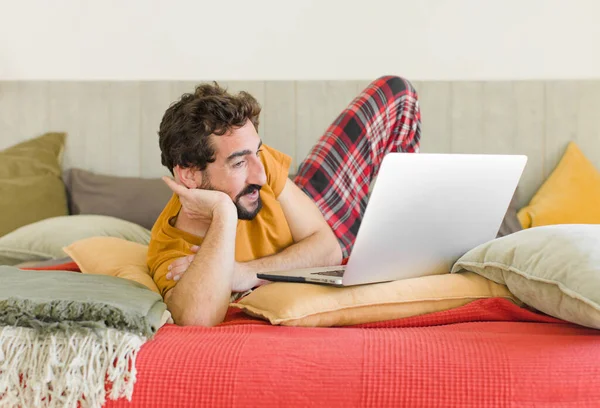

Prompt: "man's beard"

[200,177,263,220]
[233,184,263,220]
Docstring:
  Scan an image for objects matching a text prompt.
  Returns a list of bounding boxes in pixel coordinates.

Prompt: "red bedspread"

[105,298,600,407]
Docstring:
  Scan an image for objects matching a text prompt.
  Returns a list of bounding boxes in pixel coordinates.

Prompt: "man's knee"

[368,75,416,97]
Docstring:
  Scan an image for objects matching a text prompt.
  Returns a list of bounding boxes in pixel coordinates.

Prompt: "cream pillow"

[0,215,151,265]
[63,236,159,294]
[230,272,520,327]
[451,224,600,329]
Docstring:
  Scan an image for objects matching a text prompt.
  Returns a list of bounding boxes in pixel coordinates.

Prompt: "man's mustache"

[236,184,262,201]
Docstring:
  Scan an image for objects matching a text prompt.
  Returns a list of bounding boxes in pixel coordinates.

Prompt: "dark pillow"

[62,169,173,230]
[496,189,522,238]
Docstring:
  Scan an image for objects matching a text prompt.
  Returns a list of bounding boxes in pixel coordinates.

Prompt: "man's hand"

[162,176,234,222]
[230,262,271,292]
[167,246,269,292]
[167,245,200,281]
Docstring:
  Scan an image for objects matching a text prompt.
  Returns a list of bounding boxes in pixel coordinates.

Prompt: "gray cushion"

[63,168,173,230]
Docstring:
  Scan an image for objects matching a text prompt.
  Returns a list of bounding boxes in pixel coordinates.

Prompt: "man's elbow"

[175,313,223,327]
[171,307,226,327]
[166,292,226,327]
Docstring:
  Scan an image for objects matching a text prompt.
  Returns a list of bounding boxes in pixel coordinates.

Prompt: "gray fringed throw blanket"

[0,266,169,408]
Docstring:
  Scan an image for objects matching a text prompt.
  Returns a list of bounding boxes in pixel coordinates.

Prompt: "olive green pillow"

[0,133,69,236]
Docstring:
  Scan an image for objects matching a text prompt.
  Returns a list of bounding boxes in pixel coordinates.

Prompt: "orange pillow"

[518,142,600,228]
[231,272,520,327]
[63,236,159,294]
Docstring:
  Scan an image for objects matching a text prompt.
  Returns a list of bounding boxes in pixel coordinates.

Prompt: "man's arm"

[164,178,344,293]
[161,178,238,327]
[242,178,343,274]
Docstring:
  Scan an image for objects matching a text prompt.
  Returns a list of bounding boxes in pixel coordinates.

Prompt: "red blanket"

[20,260,81,272]
[105,298,600,407]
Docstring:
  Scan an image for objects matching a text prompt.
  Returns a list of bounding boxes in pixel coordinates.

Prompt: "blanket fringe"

[0,326,145,408]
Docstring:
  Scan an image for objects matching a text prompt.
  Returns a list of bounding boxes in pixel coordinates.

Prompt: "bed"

[15,251,600,407]
[14,254,600,408]
[12,253,600,407]
[99,299,599,408]
[2,80,600,407]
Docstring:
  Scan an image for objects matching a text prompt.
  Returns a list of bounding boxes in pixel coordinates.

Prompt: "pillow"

[0,215,151,265]
[63,236,159,294]
[451,224,600,330]
[230,272,520,327]
[0,133,69,236]
[517,142,600,228]
[63,168,173,230]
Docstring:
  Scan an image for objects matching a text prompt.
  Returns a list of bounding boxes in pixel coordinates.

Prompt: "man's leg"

[294,75,422,262]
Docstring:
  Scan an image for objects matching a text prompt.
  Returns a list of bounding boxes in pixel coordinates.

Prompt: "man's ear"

[173,165,202,189]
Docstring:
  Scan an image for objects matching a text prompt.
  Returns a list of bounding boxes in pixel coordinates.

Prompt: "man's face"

[199,120,267,220]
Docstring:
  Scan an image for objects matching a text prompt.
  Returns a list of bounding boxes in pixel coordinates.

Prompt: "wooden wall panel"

[48,82,81,170]
[78,82,112,175]
[450,82,484,154]
[482,82,518,154]
[513,81,546,206]
[16,82,49,148]
[0,82,23,149]
[544,81,579,180]
[140,82,172,178]
[295,81,328,168]
[295,81,360,168]
[263,81,296,171]
[418,81,452,153]
[355,80,373,96]
[108,82,141,177]
[1,79,599,207]
[575,81,600,167]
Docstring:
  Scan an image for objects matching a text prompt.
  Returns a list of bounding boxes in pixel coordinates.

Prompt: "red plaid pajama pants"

[293,76,422,261]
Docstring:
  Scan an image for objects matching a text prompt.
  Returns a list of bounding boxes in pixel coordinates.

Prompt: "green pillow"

[0,133,69,236]
[451,224,600,330]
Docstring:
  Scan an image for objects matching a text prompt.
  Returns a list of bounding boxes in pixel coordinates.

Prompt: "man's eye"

[233,161,245,168]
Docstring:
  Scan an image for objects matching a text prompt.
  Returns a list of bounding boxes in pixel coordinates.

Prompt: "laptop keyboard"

[311,270,345,277]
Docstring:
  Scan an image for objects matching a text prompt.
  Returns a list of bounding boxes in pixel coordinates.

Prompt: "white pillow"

[451,224,600,329]
[0,215,151,265]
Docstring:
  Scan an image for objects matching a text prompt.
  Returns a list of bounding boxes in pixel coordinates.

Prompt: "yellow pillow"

[230,272,520,327]
[518,142,600,228]
[63,236,159,294]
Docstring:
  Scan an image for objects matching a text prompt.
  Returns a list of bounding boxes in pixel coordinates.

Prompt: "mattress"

[104,298,600,407]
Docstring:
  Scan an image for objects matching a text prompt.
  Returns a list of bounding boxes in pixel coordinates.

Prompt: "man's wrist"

[212,201,237,224]
[231,262,260,292]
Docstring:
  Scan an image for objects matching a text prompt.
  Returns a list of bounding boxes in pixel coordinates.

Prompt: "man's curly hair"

[158,82,261,174]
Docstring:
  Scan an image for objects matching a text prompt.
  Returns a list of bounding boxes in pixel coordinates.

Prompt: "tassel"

[0,326,145,408]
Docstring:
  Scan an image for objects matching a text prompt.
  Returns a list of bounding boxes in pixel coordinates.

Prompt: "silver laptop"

[257,152,527,287]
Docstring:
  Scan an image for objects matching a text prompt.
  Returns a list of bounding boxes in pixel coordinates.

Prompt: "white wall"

[1,0,598,80]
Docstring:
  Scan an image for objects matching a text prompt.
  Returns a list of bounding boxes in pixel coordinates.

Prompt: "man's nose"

[248,157,267,187]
